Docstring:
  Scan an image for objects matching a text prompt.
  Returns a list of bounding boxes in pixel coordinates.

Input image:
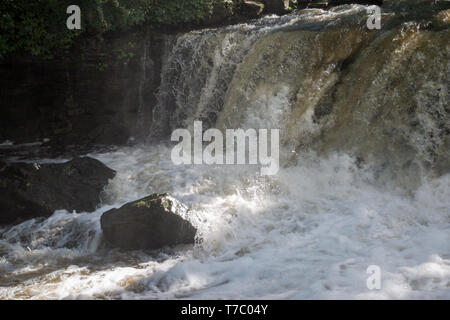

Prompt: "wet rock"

[327,0,383,6]
[86,123,130,145]
[100,194,197,250]
[434,9,450,26]
[0,157,116,225]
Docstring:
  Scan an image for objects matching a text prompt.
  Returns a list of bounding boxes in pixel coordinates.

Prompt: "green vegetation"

[0,0,237,59]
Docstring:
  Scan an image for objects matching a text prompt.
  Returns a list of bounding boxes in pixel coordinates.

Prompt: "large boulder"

[0,157,115,225]
[100,194,197,250]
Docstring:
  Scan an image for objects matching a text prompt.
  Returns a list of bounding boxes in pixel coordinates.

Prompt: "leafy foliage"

[0,0,238,59]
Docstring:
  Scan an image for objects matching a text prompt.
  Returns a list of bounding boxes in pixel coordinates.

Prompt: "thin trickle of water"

[149,6,368,137]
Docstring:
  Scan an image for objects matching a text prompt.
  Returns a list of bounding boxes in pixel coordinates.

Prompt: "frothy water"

[1,145,449,299]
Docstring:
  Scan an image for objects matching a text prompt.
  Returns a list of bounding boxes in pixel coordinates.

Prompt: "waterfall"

[136,40,149,137]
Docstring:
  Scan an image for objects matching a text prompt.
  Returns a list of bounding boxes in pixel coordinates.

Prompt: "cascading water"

[1,4,449,299]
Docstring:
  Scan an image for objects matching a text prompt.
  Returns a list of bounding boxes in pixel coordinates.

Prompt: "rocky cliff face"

[0,31,164,147]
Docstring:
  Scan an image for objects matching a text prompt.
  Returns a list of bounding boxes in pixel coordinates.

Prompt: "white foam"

[1,146,448,299]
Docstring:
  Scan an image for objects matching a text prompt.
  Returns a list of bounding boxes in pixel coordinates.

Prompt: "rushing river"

[1,3,449,299]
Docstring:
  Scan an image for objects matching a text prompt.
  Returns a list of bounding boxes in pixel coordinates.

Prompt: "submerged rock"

[100,194,197,250]
[0,157,115,225]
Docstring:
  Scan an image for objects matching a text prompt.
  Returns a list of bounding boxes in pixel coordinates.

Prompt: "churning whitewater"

[1,4,449,299]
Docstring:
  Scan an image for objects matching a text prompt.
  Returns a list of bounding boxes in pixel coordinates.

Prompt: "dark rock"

[0,157,116,226]
[101,194,197,250]
[263,0,289,14]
